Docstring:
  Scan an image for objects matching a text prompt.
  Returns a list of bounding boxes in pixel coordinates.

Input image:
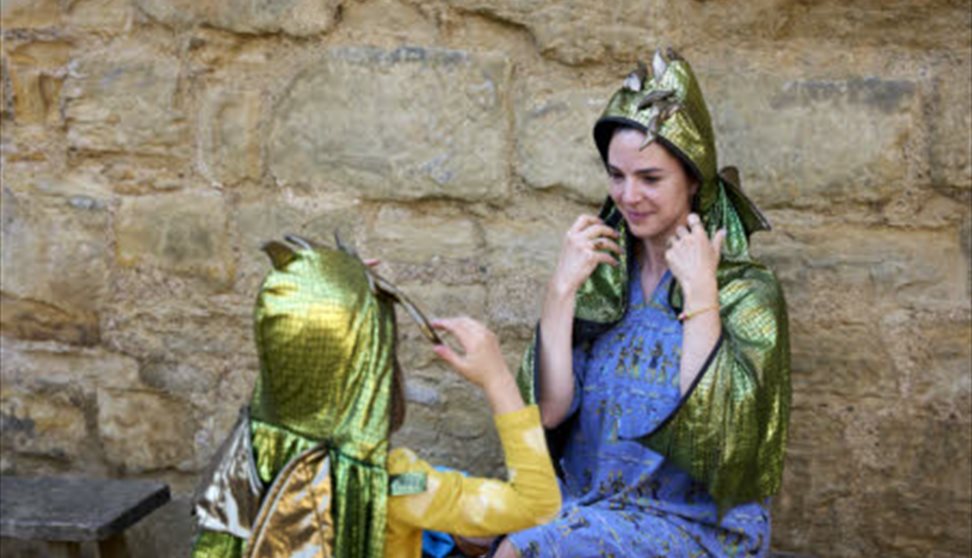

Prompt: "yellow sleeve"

[387,405,561,538]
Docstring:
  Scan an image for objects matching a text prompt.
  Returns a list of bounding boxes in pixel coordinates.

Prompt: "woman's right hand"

[549,215,621,297]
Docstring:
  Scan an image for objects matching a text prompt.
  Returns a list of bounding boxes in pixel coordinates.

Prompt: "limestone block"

[483,215,567,328]
[393,283,487,372]
[5,41,72,126]
[390,391,442,454]
[0,177,111,345]
[0,0,62,29]
[403,378,441,406]
[101,284,253,363]
[666,0,971,50]
[269,46,512,202]
[367,206,482,263]
[789,321,898,399]
[66,0,133,32]
[440,381,491,440]
[0,340,141,396]
[866,410,971,556]
[448,0,970,65]
[707,73,920,209]
[232,192,367,293]
[138,359,220,395]
[515,86,615,202]
[879,309,972,404]
[63,43,188,156]
[929,53,972,189]
[0,390,87,463]
[115,190,234,288]
[753,225,968,326]
[96,388,195,472]
[446,0,654,65]
[198,88,264,186]
[135,0,342,37]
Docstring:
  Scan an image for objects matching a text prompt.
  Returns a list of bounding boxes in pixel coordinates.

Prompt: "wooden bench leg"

[46,541,82,558]
[97,535,129,558]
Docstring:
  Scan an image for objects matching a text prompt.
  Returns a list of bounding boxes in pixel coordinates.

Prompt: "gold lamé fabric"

[193,239,396,558]
[193,408,264,540]
[516,50,791,512]
[247,445,334,558]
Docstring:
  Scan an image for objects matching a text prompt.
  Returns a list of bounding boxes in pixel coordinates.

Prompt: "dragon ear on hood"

[261,240,298,271]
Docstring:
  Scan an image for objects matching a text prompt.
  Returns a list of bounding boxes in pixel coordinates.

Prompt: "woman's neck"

[636,238,669,295]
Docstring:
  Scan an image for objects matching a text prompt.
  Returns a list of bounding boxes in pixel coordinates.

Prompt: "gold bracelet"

[678,304,719,322]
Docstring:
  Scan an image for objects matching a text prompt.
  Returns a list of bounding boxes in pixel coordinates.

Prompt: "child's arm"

[388,405,560,537]
[387,317,561,537]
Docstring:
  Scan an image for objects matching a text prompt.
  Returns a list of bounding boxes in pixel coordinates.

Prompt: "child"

[192,236,559,558]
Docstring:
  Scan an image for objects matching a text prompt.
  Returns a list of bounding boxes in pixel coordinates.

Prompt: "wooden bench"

[0,476,170,558]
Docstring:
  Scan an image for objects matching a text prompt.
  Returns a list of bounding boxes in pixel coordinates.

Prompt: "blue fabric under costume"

[507,267,770,558]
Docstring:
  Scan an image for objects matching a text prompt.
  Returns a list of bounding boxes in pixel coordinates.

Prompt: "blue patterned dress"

[506,267,770,558]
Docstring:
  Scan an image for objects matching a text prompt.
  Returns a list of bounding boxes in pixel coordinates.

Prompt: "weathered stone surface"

[198,88,264,186]
[102,295,252,364]
[135,0,342,37]
[515,86,614,202]
[789,321,898,399]
[138,359,219,395]
[403,377,441,406]
[0,0,62,29]
[672,1,971,51]
[269,46,512,202]
[778,396,971,558]
[63,43,188,156]
[115,190,234,288]
[448,0,971,65]
[1,175,111,345]
[929,52,972,190]
[0,340,141,395]
[752,225,968,323]
[879,309,972,405]
[231,191,367,293]
[96,388,195,472]
[482,214,568,328]
[4,41,72,125]
[392,365,503,477]
[394,283,487,371]
[446,1,655,65]
[0,389,88,463]
[708,73,920,210]
[66,0,133,32]
[367,206,482,263]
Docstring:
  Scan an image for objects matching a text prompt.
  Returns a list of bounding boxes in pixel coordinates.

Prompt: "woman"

[496,50,791,557]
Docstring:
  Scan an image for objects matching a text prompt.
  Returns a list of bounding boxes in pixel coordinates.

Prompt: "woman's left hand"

[665,213,725,304]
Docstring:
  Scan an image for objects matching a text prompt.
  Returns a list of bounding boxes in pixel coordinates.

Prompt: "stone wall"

[1,1,969,556]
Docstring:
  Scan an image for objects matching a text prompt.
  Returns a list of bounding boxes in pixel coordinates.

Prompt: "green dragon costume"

[192,235,434,558]
[515,49,791,514]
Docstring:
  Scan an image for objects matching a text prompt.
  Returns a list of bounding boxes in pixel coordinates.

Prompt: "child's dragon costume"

[191,235,435,558]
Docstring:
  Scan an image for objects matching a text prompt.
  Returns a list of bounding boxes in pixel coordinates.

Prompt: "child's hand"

[431,317,513,392]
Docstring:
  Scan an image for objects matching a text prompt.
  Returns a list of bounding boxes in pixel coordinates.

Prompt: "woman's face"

[607,128,698,244]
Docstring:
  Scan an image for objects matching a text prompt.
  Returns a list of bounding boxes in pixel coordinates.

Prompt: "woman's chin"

[625,221,668,243]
